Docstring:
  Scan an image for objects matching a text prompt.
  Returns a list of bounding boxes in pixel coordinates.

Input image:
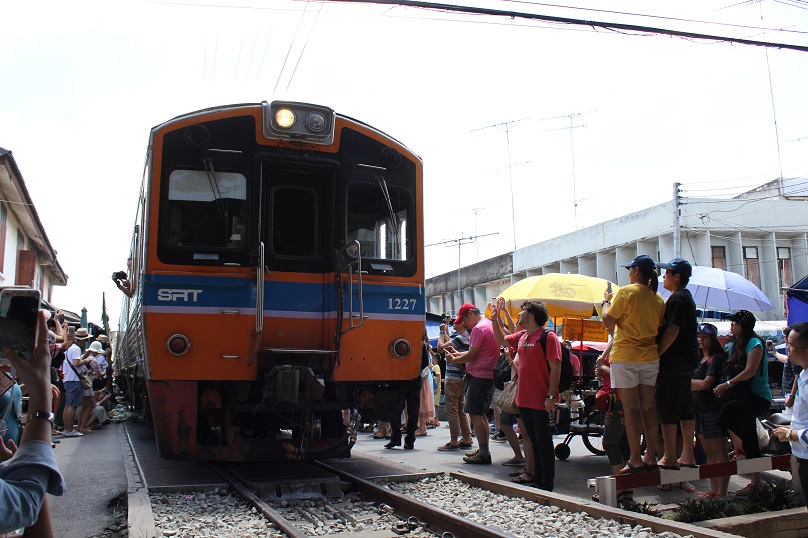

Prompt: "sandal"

[679,481,696,493]
[509,468,527,477]
[511,473,533,484]
[733,483,757,496]
[657,483,671,491]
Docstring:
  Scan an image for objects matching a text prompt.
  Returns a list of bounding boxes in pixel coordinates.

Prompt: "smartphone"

[607,281,612,294]
[0,287,41,364]
[0,371,13,397]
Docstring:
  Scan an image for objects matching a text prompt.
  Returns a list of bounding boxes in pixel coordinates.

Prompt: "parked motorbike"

[760,412,793,455]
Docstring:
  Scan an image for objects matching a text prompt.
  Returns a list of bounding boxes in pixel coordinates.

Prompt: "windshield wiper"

[203,157,226,220]
[376,176,398,235]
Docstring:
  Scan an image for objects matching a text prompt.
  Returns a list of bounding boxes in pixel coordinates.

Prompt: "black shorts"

[463,375,494,416]
[656,372,694,424]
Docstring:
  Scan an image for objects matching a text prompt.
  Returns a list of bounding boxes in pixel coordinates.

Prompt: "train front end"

[133,101,423,461]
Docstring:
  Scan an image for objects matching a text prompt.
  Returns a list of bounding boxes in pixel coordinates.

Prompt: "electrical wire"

[274,1,310,94]
[498,0,808,35]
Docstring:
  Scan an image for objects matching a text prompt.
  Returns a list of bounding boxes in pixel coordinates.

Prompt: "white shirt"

[61,344,84,382]
[790,369,808,460]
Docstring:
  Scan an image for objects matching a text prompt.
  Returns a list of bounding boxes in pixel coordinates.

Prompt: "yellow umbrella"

[494,273,620,319]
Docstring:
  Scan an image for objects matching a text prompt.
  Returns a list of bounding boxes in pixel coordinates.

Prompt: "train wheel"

[554,442,571,460]
[582,411,607,456]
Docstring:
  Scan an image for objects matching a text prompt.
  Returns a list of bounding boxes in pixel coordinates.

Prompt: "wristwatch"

[28,411,55,427]
[546,395,555,400]
[726,380,732,387]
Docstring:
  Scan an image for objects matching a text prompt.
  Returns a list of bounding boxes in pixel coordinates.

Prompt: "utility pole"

[673,181,682,258]
[471,118,529,251]
[539,110,595,230]
[427,232,499,297]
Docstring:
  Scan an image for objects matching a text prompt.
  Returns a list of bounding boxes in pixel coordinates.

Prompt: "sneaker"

[437,442,459,451]
[490,431,507,442]
[502,457,526,467]
[63,430,84,437]
[458,441,473,449]
[463,452,492,465]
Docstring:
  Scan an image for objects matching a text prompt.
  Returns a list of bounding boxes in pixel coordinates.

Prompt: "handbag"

[595,388,616,413]
[496,380,519,415]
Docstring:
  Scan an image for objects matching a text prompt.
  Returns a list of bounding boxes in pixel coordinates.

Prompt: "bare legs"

[618,383,658,470]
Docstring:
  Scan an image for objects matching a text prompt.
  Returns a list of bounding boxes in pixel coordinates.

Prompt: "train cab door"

[259,163,332,351]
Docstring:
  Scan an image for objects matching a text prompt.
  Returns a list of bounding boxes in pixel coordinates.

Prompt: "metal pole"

[673,182,681,258]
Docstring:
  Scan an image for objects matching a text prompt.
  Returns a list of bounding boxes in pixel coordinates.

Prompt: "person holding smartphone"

[0,310,66,535]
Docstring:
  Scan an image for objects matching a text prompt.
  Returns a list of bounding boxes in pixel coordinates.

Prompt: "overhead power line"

[329,0,808,52]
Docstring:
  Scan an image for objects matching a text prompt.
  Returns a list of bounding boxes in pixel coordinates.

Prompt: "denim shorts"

[64,381,82,407]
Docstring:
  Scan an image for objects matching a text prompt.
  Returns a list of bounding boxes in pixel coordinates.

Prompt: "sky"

[2,0,808,328]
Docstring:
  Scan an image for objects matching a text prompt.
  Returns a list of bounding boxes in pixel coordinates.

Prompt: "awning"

[711,320,787,339]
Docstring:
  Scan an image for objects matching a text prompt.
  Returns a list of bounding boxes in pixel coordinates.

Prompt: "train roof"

[151,102,421,161]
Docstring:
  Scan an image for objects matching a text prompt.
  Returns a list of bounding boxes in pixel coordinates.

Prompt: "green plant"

[667,480,796,523]
[621,499,661,517]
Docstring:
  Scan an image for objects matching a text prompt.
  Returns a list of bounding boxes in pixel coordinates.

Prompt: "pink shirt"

[465,318,500,379]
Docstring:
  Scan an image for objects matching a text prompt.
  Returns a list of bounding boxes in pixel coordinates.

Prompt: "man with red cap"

[444,303,501,464]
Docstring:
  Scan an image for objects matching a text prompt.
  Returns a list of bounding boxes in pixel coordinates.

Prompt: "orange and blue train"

[116,101,424,461]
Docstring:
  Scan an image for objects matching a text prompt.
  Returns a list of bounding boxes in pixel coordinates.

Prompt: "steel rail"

[316,460,515,538]
[208,463,309,538]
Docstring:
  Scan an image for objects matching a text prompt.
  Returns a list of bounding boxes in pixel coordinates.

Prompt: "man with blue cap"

[656,257,699,472]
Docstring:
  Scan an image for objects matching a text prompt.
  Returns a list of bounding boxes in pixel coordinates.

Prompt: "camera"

[0,287,41,364]
[112,271,127,281]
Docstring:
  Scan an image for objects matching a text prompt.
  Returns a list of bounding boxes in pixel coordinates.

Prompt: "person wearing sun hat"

[713,309,772,495]
[60,328,93,437]
[601,254,666,474]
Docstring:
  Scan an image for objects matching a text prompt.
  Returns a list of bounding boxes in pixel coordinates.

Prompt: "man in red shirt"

[492,300,561,491]
[445,303,500,464]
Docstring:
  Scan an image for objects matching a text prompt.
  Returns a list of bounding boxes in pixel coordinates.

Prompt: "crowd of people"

[361,255,807,505]
[1,309,114,536]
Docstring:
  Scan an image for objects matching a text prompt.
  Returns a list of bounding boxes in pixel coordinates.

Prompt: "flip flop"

[508,469,526,477]
[643,462,659,471]
[679,481,697,492]
[511,473,533,484]
[677,463,698,468]
[658,464,680,470]
[657,483,671,491]
[618,462,645,475]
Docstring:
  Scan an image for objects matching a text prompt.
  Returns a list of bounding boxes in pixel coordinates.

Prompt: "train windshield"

[165,169,247,249]
[346,183,409,260]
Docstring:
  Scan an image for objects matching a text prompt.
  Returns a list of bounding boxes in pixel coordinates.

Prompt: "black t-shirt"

[692,353,725,412]
[658,288,699,373]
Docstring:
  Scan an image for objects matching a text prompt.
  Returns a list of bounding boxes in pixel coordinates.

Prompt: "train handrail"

[342,240,365,335]
[248,241,265,366]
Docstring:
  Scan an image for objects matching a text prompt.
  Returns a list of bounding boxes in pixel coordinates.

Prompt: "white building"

[0,148,67,302]
[428,179,807,322]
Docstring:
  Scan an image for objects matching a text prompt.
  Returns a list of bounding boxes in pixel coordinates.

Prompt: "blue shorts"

[65,381,82,407]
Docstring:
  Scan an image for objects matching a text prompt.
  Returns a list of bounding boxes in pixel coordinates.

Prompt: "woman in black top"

[690,323,729,498]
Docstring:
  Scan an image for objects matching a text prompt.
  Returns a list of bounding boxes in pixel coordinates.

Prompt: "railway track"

[125,424,740,538]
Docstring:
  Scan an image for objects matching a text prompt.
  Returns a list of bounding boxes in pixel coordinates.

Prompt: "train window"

[269,186,317,258]
[346,183,410,261]
[165,169,247,249]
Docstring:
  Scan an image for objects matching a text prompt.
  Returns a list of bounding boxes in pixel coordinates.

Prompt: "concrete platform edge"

[122,424,157,538]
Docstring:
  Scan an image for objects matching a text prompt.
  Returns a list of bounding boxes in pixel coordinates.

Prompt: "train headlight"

[274,108,296,129]
[262,101,335,145]
[305,111,326,133]
[166,334,191,356]
[390,339,411,359]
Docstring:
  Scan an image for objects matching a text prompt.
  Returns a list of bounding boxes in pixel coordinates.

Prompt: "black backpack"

[538,330,574,393]
[493,351,511,390]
